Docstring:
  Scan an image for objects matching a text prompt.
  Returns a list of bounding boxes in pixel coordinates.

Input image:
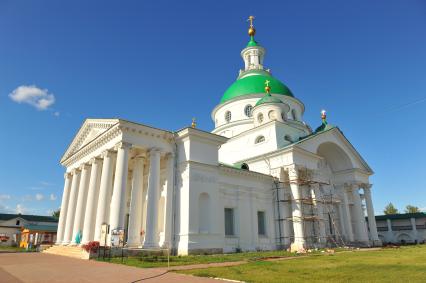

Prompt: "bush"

[82,241,100,253]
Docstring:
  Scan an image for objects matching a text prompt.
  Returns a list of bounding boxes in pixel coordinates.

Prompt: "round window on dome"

[268,110,276,120]
[225,111,232,123]
[257,113,264,123]
[244,105,253,117]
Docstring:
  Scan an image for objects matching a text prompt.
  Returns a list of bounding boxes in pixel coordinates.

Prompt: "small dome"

[255,94,283,106]
[221,71,294,104]
[315,122,334,133]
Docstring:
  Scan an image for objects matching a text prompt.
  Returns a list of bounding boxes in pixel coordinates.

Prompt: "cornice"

[62,124,122,167]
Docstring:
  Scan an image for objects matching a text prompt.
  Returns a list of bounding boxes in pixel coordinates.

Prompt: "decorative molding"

[62,125,121,167]
[114,141,132,150]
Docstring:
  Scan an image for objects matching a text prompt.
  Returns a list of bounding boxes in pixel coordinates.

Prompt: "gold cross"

[265,80,270,87]
[247,16,255,27]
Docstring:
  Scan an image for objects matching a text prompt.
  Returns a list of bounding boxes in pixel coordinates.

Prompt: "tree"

[52,209,60,219]
[384,203,399,215]
[405,205,420,213]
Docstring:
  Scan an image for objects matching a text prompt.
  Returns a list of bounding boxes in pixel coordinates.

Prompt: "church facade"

[55,19,381,255]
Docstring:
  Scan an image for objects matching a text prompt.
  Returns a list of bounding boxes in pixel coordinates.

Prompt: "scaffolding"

[274,167,346,250]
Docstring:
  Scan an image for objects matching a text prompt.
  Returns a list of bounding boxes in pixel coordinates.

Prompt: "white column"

[62,169,81,244]
[312,184,326,246]
[127,155,145,247]
[81,157,102,244]
[55,173,72,244]
[71,164,91,244]
[351,185,369,243]
[338,202,347,240]
[109,142,131,240]
[363,185,380,245]
[341,186,354,242]
[162,153,175,249]
[288,166,306,252]
[143,148,161,248]
[94,150,116,243]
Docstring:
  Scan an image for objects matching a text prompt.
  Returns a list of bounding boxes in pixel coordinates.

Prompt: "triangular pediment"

[295,127,373,174]
[60,119,120,164]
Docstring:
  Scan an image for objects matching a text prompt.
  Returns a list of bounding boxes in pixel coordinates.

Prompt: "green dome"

[255,94,283,106]
[221,71,294,104]
[315,121,334,133]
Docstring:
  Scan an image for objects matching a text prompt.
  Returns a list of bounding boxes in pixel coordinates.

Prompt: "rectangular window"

[224,208,234,236]
[257,211,266,236]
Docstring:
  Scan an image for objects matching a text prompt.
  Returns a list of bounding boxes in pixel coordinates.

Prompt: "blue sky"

[0,0,425,216]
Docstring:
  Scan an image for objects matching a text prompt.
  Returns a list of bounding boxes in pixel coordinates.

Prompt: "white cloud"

[54,111,60,117]
[0,194,11,200]
[49,194,57,201]
[15,204,26,214]
[9,85,55,110]
[35,193,44,201]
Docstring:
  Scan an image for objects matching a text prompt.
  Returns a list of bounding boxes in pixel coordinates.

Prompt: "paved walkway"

[0,253,222,283]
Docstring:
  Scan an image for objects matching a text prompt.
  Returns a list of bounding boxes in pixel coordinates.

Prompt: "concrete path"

[0,253,222,283]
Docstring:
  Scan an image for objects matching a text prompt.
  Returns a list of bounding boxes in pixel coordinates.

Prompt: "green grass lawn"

[0,245,33,252]
[180,245,426,282]
[97,249,300,268]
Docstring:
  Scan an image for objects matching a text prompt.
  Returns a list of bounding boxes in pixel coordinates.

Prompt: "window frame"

[255,135,265,144]
[224,208,235,236]
[257,113,264,123]
[244,105,253,117]
[225,111,232,123]
[257,211,266,236]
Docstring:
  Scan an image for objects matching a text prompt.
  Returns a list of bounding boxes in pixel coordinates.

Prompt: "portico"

[56,120,176,249]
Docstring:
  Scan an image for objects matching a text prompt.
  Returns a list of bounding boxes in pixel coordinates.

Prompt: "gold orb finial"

[264,80,271,94]
[191,118,197,128]
[247,15,256,37]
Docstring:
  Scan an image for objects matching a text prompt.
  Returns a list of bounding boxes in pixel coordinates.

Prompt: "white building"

[54,18,381,255]
[375,213,426,244]
[0,214,58,246]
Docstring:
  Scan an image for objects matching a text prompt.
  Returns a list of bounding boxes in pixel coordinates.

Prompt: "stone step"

[43,245,89,260]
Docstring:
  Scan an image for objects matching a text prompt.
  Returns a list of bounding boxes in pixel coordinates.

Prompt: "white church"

[52,18,381,256]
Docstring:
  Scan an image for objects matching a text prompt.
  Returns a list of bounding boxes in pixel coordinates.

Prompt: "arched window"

[244,105,253,117]
[225,111,232,123]
[291,109,297,121]
[255,136,265,144]
[199,193,210,233]
[257,113,264,123]
[284,135,292,142]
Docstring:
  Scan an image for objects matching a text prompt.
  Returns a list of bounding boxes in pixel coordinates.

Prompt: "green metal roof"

[0,213,58,223]
[375,213,426,221]
[221,71,294,104]
[23,224,58,232]
[255,94,283,106]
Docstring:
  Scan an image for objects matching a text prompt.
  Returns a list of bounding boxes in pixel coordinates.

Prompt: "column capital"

[133,154,147,161]
[79,163,91,171]
[89,157,102,165]
[64,172,72,179]
[286,164,299,180]
[166,152,175,159]
[101,149,116,158]
[114,142,132,150]
[71,168,81,175]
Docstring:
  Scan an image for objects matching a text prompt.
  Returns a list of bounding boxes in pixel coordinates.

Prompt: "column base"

[290,241,307,253]
[371,239,383,247]
[142,242,160,249]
